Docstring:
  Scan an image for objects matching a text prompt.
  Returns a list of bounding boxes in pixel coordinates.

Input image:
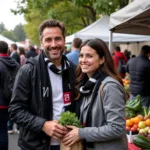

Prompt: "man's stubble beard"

[44,48,64,60]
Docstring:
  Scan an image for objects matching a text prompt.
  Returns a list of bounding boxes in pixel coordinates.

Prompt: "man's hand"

[42,120,68,140]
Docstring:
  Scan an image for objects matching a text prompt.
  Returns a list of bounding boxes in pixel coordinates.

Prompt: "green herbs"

[58,111,82,128]
[125,108,136,119]
[126,95,142,111]
[125,95,142,119]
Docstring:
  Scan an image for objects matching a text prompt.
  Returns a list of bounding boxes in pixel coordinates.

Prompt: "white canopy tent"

[66,15,150,50]
[16,42,25,47]
[109,0,150,35]
[0,34,14,45]
[0,34,25,47]
[109,0,150,52]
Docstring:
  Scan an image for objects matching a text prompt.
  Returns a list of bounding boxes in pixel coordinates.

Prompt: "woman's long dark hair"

[75,38,123,100]
[18,47,26,56]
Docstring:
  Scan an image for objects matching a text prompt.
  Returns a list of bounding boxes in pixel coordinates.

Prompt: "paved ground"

[9,133,20,150]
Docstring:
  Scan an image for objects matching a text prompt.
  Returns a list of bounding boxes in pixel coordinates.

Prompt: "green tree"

[2,30,18,42]
[12,0,129,22]
[0,22,6,34]
[23,8,49,45]
[73,0,129,16]
[13,23,26,41]
[48,1,92,34]
[11,0,129,43]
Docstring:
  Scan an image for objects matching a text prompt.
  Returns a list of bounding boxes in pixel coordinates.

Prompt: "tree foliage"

[11,0,129,44]
[2,30,18,42]
[48,1,92,34]
[0,23,6,34]
[13,24,26,41]
[0,23,26,42]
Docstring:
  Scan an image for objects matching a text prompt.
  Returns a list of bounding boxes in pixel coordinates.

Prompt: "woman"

[17,47,26,66]
[62,39,128,150]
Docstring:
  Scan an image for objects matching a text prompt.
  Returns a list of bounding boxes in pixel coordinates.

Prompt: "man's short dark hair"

[115,46,121,52]
[72,38,82,49]
[141,45,150,56]
[38,19,65,40]
[0,41,8,54]
[11,43,17,50]
[29,45,36,52]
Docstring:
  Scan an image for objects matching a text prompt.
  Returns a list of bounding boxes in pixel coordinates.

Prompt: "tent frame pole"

[109,31,113,53]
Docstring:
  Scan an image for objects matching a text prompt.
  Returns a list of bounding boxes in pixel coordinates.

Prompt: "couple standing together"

[9,19,128,150]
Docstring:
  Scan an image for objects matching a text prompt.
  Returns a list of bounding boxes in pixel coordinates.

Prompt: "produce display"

[122,78,130,99]
[122,76,150,149]
[122,78,130,87]
[126,96,150,134]
[125,95,150,149]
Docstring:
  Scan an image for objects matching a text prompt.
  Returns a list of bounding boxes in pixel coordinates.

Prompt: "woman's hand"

[62,125,80,147]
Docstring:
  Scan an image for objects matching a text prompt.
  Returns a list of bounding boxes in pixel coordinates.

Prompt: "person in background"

[62,38,127,150]
[126,45,150,107]
[0,41,20,150]
[9,19,76,150]
[112,46,127,78]
[17,47,27,66]
[10,43,20,64]
[66,38,82,66]
[34,45,41,55]
[8,43,20,134]
[63,46,70,55]
[124,49,130,61]
[26,45,38,59]
[131,54,136,58]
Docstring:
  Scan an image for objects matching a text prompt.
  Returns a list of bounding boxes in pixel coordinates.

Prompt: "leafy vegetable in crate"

[126,95,142,111]
[142,106,150,120]
[58,111,82,128]
[125,108,136,119]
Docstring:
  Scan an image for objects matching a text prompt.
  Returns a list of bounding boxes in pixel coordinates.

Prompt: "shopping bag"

[60,141,83,150]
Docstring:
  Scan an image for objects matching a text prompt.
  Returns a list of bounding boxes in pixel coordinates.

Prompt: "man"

[112,46,127,78]
[10,43,20,64]
[0,41,20,150]
[26,45,38,59]
[66,38,82,66]
[126,45,150,107]
[8,43,21,133]
[9,19,76,150]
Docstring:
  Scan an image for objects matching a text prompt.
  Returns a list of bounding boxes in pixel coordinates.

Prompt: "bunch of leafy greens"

[58,111,82,128]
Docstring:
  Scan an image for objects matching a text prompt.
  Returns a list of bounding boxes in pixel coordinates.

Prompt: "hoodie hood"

[0,56,19,69]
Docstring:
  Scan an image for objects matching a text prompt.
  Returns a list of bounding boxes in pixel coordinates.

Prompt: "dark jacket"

[0,56,20,108]
[26,50,38,59]
[11,51,20,64]
[126,54,150,96]
[8,55,76,150]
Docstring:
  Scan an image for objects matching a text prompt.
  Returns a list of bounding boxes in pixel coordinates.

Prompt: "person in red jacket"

[0,41,20,150]
[112,46,127,78]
